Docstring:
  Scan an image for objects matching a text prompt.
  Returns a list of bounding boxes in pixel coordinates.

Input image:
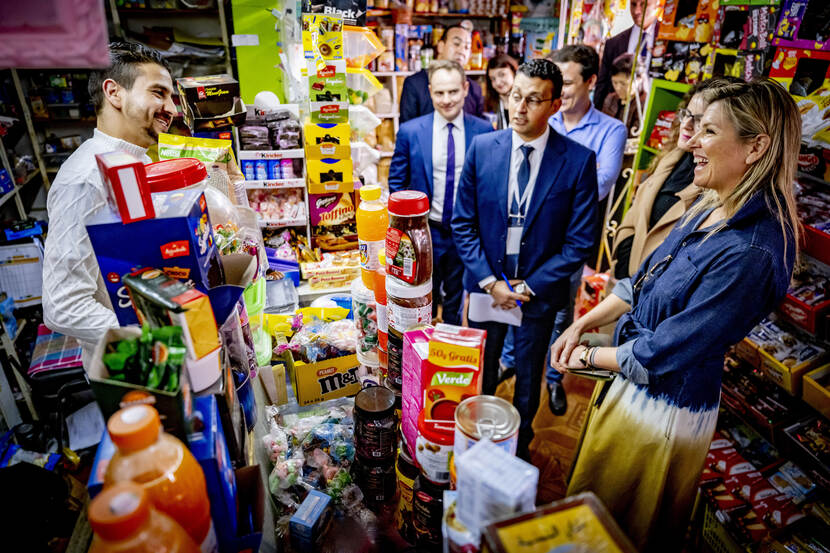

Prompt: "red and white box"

[95,151,154,223]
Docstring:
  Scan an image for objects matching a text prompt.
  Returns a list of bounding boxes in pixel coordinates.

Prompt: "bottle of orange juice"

[357,185,388,290]
[104,405,217,553]
[89,482,200,553]
[470,31,483,70]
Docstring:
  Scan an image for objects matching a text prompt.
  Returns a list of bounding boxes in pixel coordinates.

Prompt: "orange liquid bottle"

[89,482,201,553]
[357,185,389,290]
[104,405,216,552]
[470,31,483,70]
[374,250,388,351]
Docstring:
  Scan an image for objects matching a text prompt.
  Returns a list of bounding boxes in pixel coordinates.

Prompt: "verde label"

[430,372,473,387]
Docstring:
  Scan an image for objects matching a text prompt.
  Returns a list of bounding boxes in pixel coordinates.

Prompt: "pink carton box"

[402,327,432,458]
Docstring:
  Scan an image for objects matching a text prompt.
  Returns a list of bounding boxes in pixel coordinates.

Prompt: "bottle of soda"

[88,482,200,553]
[104,405,217,552]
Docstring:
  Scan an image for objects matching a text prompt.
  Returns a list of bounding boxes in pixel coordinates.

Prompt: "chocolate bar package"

[176,75,246,131]
[301,0,367,26]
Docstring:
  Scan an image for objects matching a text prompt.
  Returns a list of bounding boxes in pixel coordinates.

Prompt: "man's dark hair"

[611,53,634,77]
[439,24,469,42]
[550,45,599,82]
[88,41,171,114]
[516,59,564,99]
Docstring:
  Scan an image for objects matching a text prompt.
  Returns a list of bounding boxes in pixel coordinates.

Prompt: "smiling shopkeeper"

[43,41,176,368]
[550,79,800,551]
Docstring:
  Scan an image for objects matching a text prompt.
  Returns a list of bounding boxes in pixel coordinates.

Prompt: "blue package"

[241,160,256,181]
[268,160,283,180]
[289,490,332,552]
[85,188,225,325]
[87,429,116,499]
[4,221,44,241]
[188,395,239,547]
[255,160,268,180]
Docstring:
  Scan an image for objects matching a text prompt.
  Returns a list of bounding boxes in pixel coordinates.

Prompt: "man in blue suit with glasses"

[452,59,598,460]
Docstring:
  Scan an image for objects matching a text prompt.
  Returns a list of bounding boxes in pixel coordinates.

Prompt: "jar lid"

[145,158,208,193]
[386,277,432,299]
[454,395,520,441]
[417,408,455,445]
[359,184,382,201]
[88,482,149,541]
[388,190,429,216]
[107,405,161,453]
[355,385,396,417]
[350,276,376,303]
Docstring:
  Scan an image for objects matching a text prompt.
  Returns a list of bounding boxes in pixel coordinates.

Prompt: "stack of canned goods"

[352,386,398,509]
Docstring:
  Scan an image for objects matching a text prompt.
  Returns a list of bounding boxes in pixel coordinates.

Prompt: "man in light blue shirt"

[549,45,627,201]
[500,45,625,416]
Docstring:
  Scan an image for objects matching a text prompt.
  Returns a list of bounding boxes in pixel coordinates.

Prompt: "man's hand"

[487,280,530,310]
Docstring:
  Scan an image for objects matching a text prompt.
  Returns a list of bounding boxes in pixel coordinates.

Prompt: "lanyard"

[508,149,534,223]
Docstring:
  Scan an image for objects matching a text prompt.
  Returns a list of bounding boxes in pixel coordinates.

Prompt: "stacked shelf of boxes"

[625,1,830,549]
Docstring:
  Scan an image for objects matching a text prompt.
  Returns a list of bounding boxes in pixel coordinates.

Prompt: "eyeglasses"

[510,92,553,109]
[677,108,703,126]
[633,254,673,293]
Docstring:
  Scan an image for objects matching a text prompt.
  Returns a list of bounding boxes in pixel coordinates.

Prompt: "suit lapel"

[522,130,566,237]
[418,113,434,197]
[463,113,476,151]
[493,132,511,231]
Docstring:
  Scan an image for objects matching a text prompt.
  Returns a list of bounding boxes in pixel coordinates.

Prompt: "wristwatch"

[514,282,528,295]
[579,346,592,367]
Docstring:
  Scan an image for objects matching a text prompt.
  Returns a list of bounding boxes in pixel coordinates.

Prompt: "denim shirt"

[611,191,795,411]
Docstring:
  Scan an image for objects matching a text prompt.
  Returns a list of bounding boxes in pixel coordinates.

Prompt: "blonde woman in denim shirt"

[550,79,800,552]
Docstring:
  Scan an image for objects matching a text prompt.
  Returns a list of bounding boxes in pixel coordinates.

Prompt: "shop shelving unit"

[237,148,312,243]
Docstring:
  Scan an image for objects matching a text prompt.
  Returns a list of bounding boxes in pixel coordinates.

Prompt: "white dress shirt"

[478,125,550,290]
[430,110,466,222]
[43,129,150,368]
[628,22,656,76]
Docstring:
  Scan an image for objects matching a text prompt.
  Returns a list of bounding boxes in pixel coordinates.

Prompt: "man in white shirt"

[389,60,493,325]
[594,0,660,109]
[453,59,598,460]
[42,42,175,366]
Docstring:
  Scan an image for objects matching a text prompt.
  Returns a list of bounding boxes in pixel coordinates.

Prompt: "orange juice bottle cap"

[88,482,150,541]
[107,404,161,453]
[359,185,382,201]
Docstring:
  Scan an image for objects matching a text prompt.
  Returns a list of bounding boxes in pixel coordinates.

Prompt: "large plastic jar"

[144,158,208,193]
[351,276,379,363]
[386,278,432,389]
[104,405,216,552]
[386,191,432,287]
[88,482,200,553]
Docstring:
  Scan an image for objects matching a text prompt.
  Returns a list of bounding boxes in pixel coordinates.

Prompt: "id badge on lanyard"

[507,178,531,256]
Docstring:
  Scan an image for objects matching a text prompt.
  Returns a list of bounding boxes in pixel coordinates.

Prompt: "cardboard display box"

[658,0,719,43]
[283,351,360,406]
[769,47,830,99]
[802,364,830,418]
[176,75,247,131]
[87,327,193,441]
[774,0,830,52]
[87,188,225,326]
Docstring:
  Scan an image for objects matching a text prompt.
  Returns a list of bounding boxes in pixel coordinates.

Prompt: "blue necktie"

[506,144,534,278]
[441,122,455,230]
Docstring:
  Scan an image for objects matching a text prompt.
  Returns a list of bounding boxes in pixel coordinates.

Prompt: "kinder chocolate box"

[422,324,485,420]
[87,188,225,326]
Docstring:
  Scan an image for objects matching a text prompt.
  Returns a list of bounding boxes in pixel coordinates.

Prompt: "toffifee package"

[422,324,485,420]
[304,122,351,160]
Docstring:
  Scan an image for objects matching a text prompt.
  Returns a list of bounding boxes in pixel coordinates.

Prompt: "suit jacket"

[611,148,700,276]
[387,111,494,200]
[452,129,598,318]
[399,69,485,124]
[594,27,633,110]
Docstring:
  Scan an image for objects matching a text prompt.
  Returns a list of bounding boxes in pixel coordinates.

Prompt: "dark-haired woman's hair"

[484,54,518,113]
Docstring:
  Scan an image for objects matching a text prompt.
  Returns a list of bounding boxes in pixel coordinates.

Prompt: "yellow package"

[287,352,360,406]
[307,158,354,194]
[157,133,246,205]
[304,122,352,159]
[303,13,344,70]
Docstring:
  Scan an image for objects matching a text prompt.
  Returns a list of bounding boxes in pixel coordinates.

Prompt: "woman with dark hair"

[484,54,518,129]
[600,53,645,129]
[551,78,800,551]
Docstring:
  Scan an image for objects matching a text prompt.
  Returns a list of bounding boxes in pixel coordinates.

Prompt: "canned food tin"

[354,386,397,463]
[453,395,520,457]
[415,409,454,484]
[395,443,419,543]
